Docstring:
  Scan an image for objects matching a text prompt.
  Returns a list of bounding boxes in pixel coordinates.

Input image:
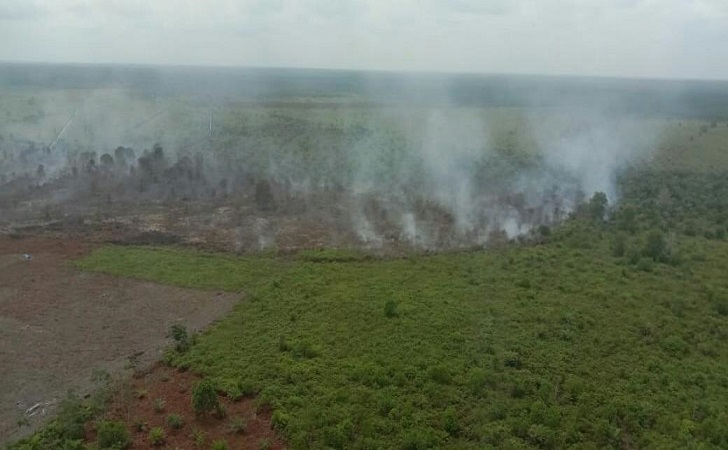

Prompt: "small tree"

[169,324,190,353]
[192,379,220,417]
[100,153,114,169]
[587,192,608,221]
[643,230,668,262]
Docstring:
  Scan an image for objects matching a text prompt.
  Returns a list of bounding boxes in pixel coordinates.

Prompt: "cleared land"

[0,237,239,445]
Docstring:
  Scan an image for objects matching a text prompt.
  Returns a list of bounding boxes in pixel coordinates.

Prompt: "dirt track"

[0,236,239,445]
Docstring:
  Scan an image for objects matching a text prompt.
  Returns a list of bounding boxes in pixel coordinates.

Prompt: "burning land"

[2,65,728,449]
[0,70,705,252]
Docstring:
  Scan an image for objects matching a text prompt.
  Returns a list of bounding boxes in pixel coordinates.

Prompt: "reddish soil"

[0,236,240,445]
[92,363,286,449]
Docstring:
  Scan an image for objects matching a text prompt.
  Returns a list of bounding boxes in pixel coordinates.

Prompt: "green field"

[72,189,728,449]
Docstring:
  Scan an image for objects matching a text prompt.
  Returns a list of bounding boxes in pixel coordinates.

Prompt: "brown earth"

[0,236,240,445]
[91,363,286,449]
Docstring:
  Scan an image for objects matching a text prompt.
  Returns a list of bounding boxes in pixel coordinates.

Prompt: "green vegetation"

[75,172,728,450]
[96,420,131,449]
[169,324,191,353]
[147,426,165,446]
[211,439,229,450]
[191,380,220,418]
[166,413,185,430]
[190,428,206,448]
[5,392,107,450]
[227,416,247,435]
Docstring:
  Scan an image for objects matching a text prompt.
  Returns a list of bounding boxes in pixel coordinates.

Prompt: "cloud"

[0,0,727,79]
[432,0,514,16]
[0,1,46,20]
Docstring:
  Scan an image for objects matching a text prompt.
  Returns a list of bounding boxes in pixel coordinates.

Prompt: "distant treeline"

[1,62,728,119]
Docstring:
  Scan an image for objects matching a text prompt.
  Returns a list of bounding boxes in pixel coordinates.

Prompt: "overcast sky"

[1,0,727,80]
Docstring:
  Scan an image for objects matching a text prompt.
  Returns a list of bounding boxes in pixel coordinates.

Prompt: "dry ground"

[92,363,286,449]
[0,236,239,445]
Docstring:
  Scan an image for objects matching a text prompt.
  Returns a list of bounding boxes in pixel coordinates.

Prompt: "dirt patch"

[0,237,239,445]
[93,364,286,449]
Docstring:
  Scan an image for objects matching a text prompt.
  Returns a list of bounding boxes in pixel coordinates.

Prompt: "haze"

[1,0,728,80]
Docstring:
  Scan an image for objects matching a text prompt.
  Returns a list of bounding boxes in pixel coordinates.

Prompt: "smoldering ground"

[0,67,665,251]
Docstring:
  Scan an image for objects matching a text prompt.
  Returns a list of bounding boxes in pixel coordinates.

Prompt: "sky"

[1,0,728,80]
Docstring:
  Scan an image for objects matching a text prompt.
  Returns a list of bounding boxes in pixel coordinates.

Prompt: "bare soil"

[92,363,286,449]
[0,236,240,445]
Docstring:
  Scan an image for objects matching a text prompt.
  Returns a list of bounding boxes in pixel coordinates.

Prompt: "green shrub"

[662,335,689,356]
[384,299,398,318]
[148,426,165,446]
[258,439,272,450]
[635,257,654,272]
[211,439,229,450]
[443,407,460,436]
[627,246,642,265]
[190,428,206,448]
[271,410,290,431]
[468,368,489,396]
[192,380,219,417]
[527,424,556,448]
[429,365,452,384]
[8,393,100,450]
[401,427,441,450]
[587,192,608,221]
[166,413,184,430]
[97,420,131,449]
[503,351,523,369]
[227,416,246,434]
[169,324,190,352]
[237,379,256,397]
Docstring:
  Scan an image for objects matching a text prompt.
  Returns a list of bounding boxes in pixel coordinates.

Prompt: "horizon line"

[1,59,727,84]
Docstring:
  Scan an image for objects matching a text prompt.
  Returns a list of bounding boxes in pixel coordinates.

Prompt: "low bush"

[97,420,131,449]
[148,426,165,446]
[211,439,229,450]
[166,413,184,430]
[192,379,219,417]
[169,324,190,353]
[227,416,247,435]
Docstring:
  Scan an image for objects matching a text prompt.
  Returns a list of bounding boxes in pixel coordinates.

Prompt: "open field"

[0,237,239,446]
